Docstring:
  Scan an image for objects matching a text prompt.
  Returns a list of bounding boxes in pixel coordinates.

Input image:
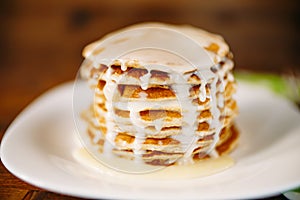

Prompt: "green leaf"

[234,72,288,96]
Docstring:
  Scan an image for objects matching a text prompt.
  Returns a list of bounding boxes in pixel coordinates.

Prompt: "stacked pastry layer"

[80,23,239,166]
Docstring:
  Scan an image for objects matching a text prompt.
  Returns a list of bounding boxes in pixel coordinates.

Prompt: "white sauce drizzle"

[208,77,221,157]
[194,71,207,102]
[92,130,102,144]
[153,118,164,133]
[98,58,228,164]
[170,73,199,165]
[120,59,127,71]
[227,72,234,82]
[218,92,225,108]
[140,71,151,90]
[102,65,120,156]
[206,65,226,157]
[90,57,231,165]
[122,61,147,163]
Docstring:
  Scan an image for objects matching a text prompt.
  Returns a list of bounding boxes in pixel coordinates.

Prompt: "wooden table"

[0,0,298,199]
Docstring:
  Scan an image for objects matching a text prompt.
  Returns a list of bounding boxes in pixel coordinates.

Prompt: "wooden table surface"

[0,0,299,199]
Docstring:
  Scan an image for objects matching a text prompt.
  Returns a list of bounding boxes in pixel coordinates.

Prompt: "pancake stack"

[80,23,239,166]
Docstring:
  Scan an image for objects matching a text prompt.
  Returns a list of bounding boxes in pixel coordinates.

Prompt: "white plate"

[1,81,300,199]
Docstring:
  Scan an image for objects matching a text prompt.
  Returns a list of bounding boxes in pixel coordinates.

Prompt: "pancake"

[83,55,234,88]
[86,120,238,166]
[80,22,239,166]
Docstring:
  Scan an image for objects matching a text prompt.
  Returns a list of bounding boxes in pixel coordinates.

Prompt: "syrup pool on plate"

[74,148,234,180]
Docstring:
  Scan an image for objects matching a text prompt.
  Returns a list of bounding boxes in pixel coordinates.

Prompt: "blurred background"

[0,0,299,198]
[0,0,299,123]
